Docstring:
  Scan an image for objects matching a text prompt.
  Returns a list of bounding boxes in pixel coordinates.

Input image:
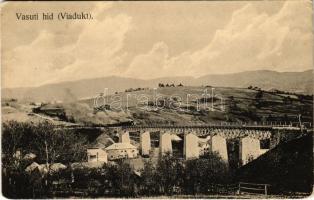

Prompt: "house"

[87,148,108,163]
[25,162,40,173]
[105,143,138,160]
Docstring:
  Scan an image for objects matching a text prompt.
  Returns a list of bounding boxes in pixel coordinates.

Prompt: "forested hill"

[236,133,313,194]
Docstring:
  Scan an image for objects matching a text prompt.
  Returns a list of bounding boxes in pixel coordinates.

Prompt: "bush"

[184,152,231,194]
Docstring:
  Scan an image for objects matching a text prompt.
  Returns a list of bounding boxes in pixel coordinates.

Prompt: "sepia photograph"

[1,0,313,198]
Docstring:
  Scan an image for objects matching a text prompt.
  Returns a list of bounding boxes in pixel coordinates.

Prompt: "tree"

[3,121,87,165]
[228,96,237,110]
[155,152,184,195]
[283,96,292,104]
[141,159,158,195]
[184,158,200,194]
[25,121,87,166]
[2,121,40,198]
[158,83,165,88]
[283,114,289,122]
[267,114,273,121]
[184,152,231,194]
[2,121,88,198]
[255,91,263,100]
[102,161,136,197]
[2,121,29,159]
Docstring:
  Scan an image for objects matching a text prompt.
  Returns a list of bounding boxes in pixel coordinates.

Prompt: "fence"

[238,182,270,195]
[207,183,238,194]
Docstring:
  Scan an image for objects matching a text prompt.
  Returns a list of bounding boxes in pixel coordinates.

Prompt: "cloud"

[125,0,313,78]
[124,42,169,79]
[3,1,312,87]
[50,13,132,83]
[3,30,75,87]
[3,2,132,87]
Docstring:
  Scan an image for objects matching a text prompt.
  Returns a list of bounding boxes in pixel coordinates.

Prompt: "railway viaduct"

[58,122,312,165]
[117,122,311,165]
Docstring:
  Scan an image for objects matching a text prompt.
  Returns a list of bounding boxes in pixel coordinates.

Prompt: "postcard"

[1,1,313,198]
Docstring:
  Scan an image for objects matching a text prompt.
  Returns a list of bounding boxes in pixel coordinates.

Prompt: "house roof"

[23,153,37,160]
[25,162,40,173]
[50,163,67,172]
[87,148,107,154]
[25,162,67,174]
[105,143,137,150]
[94,133,115,148]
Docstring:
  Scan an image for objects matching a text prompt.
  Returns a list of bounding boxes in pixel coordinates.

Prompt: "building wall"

[184,133,200,159]
[211,135,228,162]
[140,131,151,156]
[240,136,261,165]
[159,132,172,155]
[119,131,131,143]
[87,148,108,163]
[107,148,138,160]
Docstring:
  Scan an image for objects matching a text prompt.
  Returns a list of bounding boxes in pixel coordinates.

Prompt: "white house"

[87,148,108,163]
[105,143,138,160]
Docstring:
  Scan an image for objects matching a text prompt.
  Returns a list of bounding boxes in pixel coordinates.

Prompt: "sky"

[1,0,313,88]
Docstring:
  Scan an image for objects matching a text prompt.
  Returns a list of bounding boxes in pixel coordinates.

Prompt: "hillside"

[3,86,312,127]
[3,70,313,102]
[236,134,313,194]
[80,86,313,126]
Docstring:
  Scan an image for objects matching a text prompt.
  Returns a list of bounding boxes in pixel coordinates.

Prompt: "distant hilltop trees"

[125,87,148,93]
[124,84,184,92]
[247,85,261,91]
[158,83,183,88]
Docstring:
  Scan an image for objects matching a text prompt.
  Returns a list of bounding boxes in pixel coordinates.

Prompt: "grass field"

[2,86,313,126]
[80,86,313,126]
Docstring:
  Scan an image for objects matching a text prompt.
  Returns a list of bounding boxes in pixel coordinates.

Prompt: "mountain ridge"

[3,70,313,101]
